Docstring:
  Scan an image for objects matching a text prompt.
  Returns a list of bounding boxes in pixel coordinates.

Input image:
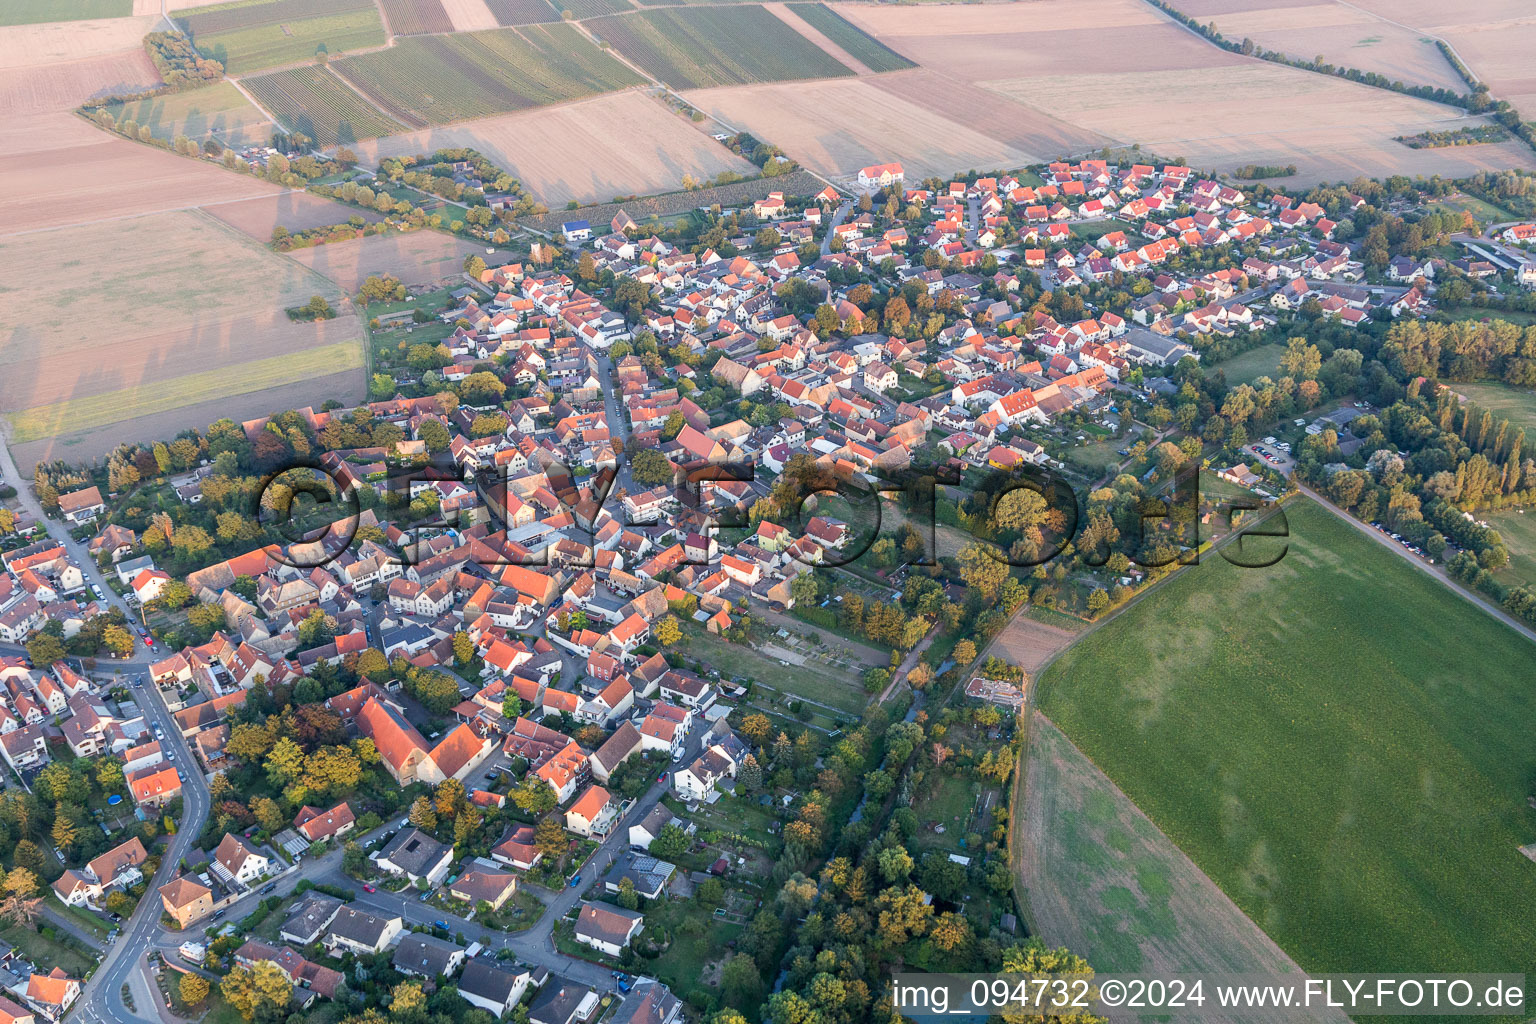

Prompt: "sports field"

[588,5,853,89]
[332,24,640,126]
[1450,381,1536,435]
[1039,499,1536,977]
[179,0,386,73]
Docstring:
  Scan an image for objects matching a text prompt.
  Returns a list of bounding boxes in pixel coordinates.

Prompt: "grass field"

[1486,507,1536,591]
[483,0,561,23]
[179,0,386,73]
[99,81,273,147]
[1214,342,1286,386]
[588,6,854,89]
[8,339,363,442]
[0,0,130,24]
[785,2,915,72]
[1427,192,1521,226]
[681,625,867,714]
[332,24,640,126]
[1039,499,1536,977]
[1449,380,1536,435]
[245,65,404,145]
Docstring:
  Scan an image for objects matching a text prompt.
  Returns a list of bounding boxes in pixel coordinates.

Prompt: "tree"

[616,876,639,910]
[435,778,467,819]
[630,448,674,486]
[418,418,451,453]
[512,777,556,814]
[739,713,770,746]
[535,816,567,859]
[696,878,724,906]
[0,867,42,927]
[953,639,977,666]
[180,972,210,1006]
[655,615,682,646]
[251,796,285,834]
[96,758,125,792]
[51,813,78,854]
[102,624,135,658]
[408,795,438,832]
[999,940,1102,1024]
[342,841,366,876]
[452,631,475,667]
[648,824,689,860]
[25,633,65,669]
[264,737,305,788]
[219,962,292,1022]
[957,543,1009,602]
[720,953,762,1010]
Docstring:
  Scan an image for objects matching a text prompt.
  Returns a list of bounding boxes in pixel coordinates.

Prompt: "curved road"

[0,433,212,1024]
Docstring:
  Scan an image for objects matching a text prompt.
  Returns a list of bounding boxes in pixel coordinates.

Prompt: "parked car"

[568,875,581,888]
[434,920,449,931]
[363,884,376,893]
[259,883,277,895]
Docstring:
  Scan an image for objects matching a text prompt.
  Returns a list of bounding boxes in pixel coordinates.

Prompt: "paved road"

[1,433,214,1024]
[820,200,853,258]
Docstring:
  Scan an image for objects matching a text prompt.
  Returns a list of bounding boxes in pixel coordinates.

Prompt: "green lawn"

[679,626,867,714]
[1486,506,1536,590]
[1,923,95,977]
[1040,499,1536,978]
[1426,193,1521,226]
[1212,343,1285,386]
[911,772,986,853]
[1448,380,1536,434]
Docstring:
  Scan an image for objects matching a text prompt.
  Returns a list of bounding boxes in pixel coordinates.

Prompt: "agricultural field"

[588,5,853,89]
[0,0,131,25]
[0,13,158,66]
[482,0,560,25]
[332,24,640,126]
[206,191,385,239]
[439,0,499,29]
[1019,715,1347,993]
[0,111,280,234]
[1347,0,1536,115]
[380,0,454,35]
[352,90,755,207]
[284,228,503,289]
[1449,381,1536,434]
[548,0,634,18]
[98,81,275,147]
[0,49,159,114]
[686,77,1036,179]
[178,0,387,74]
[784,3,916,73]
[244,65,404,146]
[1038,499,1536,977]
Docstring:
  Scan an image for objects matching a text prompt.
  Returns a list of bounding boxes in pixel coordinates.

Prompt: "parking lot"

[1245,441,1295,474]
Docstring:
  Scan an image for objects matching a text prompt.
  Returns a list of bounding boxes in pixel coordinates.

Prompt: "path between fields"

[1298,482,1536,647]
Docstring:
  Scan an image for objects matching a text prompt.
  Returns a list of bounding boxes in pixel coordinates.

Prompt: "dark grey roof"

[380,828,451,878]
[392,933,464,978]
[461,959,531,1006]
[530,977,596,1024]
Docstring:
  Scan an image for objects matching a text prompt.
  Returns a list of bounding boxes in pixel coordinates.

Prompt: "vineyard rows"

[587,5,854,89]
[484,0,562,25]
[244,65,405,146]
[182,8,386,73]
[548,0,636,19]
[380,0,455,35]
[786,3,915,73]
[331,24,641,127]
[179,0,372,37]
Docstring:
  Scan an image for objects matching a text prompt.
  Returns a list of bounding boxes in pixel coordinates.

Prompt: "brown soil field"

[685,77,1040,180]
[0,48,158,114]
[841,0,1162,38]
[1177,0,1337,13]
[0,208,347,411]
[1204,5,1468,95]
[283,228,496,290]
[983,63,1536,182]
[440,0,501,30]
[987,613,1081,679]
[9,369,364,472]
[351,91,756,207]
[206,191,385,240]
[0,113,282,234]
[1018,712,1350,1005]
[1435,16,1536,114]
[870,69,1111,158]
[0,14,159,67]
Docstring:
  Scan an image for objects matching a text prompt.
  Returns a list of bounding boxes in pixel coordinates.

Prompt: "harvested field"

[1437,17,1536,114]
[244,65,404,146]
[1202,4,1468,95]
[9,369,364,471]
[98,81,274,147]
[206,191,385,239]
[332,24,641,126]
[685,77,1037,180]
[509,169,824,232]
[870,69,1109,161]
[1020,714,1349,1004]
[781,3,914,73]
[0,0,131,23]
[0,49,159,114]
[587,6,853,89]
[983,63,1536,183]
[380,0,454,35]
[284,228,496,289]
[0,208,345,411]
[987,612,1080,679]
[0,112,281,234]
[482,0,560,24]
[441,0,502,30]
[353,91,755,207]
[0,14,158,67]
[178,0,387,74]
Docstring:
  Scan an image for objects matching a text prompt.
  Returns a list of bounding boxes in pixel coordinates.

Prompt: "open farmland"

[0,1,131,25]
[283,228,497,289]
[245,65,404,145]
[784,3,914,73]
[0,112,281,234]
[482,0,560,25]
[206,191,384,239]
[1038,499,1536,978]
[0,49,159,114]
[441,0,500,30]
[0,14,159,66]
[587,6,853,89]
[380,0,454,35]
[351,90,755,207]
[686,77,1037,179]
[98,81,275,147]
[332,24,640,126]
[549,0,635,18]
[178,0,386,74]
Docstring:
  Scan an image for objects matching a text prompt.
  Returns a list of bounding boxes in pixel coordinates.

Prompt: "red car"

[363,884,376,893]
[141,634,153,647]
[658,772,668,783]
